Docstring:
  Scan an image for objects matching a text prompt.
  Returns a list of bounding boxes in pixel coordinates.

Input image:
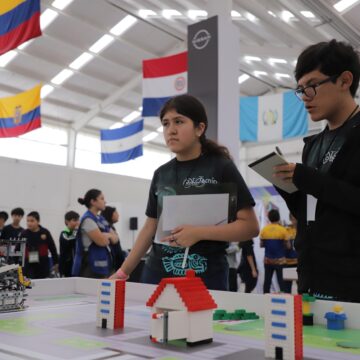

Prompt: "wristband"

[116,268,129,280]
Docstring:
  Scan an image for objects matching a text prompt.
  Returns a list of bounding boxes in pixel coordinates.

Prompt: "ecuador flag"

[0,0,42,55]
[0,84,41,138]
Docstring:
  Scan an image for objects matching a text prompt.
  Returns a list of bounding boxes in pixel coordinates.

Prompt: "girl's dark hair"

[78,189,102,209]
[101,206,116,225]
[295,39,360,97]
[160,94,231,159]
[27,211,40,222]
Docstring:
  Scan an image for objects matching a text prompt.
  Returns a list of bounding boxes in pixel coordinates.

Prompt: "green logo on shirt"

[162,253,207,276]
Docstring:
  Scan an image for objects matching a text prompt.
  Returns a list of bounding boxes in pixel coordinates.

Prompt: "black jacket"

[276,117,360,301]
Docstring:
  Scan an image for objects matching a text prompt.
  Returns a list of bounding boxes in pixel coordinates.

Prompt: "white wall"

[0,156,151,250]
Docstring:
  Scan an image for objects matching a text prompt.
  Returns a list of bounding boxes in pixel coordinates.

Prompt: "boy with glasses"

[274,39,360,302]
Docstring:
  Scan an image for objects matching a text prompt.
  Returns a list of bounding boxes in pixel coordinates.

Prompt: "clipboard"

[248,152,298,194]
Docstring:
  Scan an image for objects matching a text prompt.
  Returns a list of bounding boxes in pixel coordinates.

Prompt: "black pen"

[275,146,283,156]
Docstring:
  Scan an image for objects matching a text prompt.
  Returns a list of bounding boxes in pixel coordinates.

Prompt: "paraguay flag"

[240,91,308,142]
[142,51,187,127]
[0,0,42,55]
[0,84,41,138]
[100,119,144,164]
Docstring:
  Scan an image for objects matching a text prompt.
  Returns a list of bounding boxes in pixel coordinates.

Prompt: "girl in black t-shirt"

[111,95,259,290]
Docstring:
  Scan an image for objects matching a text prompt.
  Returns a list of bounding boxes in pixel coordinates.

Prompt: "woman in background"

[101,206,126,271]
[72,189,118,278]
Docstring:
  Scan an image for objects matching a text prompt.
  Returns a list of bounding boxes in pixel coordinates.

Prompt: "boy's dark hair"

[11,207,24,216]
[295,39,360,97]
[27,211,40,222]
[160,94,231,159]
[78,189,102,209]
[0,211,8,222]
[65,211,80,222]
[268,209,280,223]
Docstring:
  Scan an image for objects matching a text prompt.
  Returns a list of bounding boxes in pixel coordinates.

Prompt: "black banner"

[188,16,218,141]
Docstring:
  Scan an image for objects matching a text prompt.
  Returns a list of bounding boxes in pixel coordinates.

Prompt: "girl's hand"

[161,225,201,248]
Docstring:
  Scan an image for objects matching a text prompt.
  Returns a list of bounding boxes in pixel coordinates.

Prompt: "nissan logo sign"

[192,29,211,50]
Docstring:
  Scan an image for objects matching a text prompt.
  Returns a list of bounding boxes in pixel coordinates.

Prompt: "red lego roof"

[146,270,217,312]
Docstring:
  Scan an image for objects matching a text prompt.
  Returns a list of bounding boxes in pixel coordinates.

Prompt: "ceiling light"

[41,84,55,99]
[268,10,277,17]
[187,10,207,20]
[300,10,315,18]
[281,10,295,22]
[122,111,140,123]
[0,51,18,67]
[138,9,157,18]
[245,12,257,22]
[89,34,114,54]
[254,71,267,76]
[51,69,74,85]
[238,74,250,84]
[269,58,287,65]
[275,73,291,79]
[231,10,241,18]
[40,9,58,30]
[110,15,137,36]
[156,126,163,133]
[244,55,261,62]
[162,9,182,19]
[51,0,73,10]
[109,122,124,130]
[69,52,94,70]
[334,0,359,12]
[17,39,33,50]
[143,132,159,142]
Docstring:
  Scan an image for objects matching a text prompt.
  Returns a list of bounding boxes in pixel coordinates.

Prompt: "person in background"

[274,40,360,302]
[101,206,126,271]
[226,242,240,292]
[237,239,258,293]
[23,211,59,279]
[72,189,119,278]
[2,207,25,240]
[260,209,290,293]
[111,94,259,290]
[59,211,80,277]
[0,211,9,237]
[283,213,298,293]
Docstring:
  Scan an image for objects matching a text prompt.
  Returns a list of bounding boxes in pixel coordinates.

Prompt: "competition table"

[0,278,359,360]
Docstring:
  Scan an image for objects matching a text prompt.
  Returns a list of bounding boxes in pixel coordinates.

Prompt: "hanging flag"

[100,120,144,164]
[0,84,41,138]
[240,91,308,142]
[142,51,187,126]
[0,0,42,55]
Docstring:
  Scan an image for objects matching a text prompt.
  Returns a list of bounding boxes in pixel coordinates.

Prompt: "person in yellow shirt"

[260,209,290,293]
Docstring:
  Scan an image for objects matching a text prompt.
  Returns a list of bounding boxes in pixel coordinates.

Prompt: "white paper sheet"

[162,193,229,231]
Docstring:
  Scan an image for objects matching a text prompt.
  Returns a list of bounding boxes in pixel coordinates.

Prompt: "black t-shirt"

[306,113,360,173]
[1,224,24,239]
[145,153,255,277]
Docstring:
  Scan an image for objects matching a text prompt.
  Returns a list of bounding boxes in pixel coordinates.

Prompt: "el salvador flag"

[240,91,308,142]
[100,120,143,164]
[142,51,187,128]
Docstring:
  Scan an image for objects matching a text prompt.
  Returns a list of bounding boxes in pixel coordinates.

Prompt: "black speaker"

[129,217,138,230]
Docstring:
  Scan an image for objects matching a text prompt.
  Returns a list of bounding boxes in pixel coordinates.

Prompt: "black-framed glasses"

[294,74,339,100]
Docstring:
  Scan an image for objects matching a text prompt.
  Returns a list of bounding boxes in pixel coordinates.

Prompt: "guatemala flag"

[100,119,143,164]
[142,51,187,128]
[240,91,308,142]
